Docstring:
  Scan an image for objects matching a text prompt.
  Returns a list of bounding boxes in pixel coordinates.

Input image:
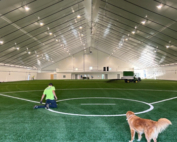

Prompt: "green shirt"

[43,86,55,100]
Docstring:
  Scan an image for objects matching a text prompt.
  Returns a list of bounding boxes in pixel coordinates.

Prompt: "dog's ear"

[126,111,134,117]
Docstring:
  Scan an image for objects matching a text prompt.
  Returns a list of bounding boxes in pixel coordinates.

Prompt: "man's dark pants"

[37,99,57,108]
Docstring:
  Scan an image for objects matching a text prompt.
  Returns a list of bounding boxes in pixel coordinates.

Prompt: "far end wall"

[37,72,123,80]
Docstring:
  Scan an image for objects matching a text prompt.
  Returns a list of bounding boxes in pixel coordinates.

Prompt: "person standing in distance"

[33,83,58,109]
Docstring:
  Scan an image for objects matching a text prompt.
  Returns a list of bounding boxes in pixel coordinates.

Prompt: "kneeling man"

[34,83,58,109]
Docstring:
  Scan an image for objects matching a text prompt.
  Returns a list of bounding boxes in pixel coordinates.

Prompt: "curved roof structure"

[0,0,177,69]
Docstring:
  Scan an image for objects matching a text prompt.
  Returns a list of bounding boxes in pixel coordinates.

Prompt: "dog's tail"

[156,118,172,134]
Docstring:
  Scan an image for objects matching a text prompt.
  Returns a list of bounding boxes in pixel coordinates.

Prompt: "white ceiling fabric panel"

[0,0,177,69]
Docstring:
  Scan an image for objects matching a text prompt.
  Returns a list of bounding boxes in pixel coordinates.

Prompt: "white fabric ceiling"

[0,0,177,69]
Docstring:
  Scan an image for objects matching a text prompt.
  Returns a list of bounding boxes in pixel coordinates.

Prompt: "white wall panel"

[36,73,51,80]
[135,65,177,80]
[57,73,71,79]
[0,66,37,82]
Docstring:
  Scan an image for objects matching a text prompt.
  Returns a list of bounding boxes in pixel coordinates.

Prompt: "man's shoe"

[45,104,49,109]
[33,105,38,109]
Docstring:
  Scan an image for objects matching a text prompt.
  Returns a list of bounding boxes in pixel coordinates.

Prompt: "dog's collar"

[126,114,134,121]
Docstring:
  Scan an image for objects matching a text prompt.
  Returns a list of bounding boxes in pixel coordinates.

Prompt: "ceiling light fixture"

[56,39,58,42]
[141,20,146,25]
[0,41,4,44]
[132,31,135,34]
[166,45,170,48]
[24,6,30,11]
[79,26,83,29]
[77,15,81,19]
[157,4,163,9]
[125,38,128,41]
[28,51,31,54]
[16,47,20,50]
[40,22,44,26]
[49,32,52,35]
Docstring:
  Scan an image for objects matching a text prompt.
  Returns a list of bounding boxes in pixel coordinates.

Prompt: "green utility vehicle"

[121,71,141,83]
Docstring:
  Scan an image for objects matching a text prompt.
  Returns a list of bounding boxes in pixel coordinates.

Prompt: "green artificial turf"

[0,79,177,142]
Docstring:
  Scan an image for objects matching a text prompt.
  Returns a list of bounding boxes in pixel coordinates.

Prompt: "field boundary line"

[2,88,177,94]
[150,96,177,104]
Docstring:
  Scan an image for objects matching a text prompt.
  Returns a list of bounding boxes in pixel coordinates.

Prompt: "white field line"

[80,103,116,105]
[0,93,153,117]
[0,93,39,104]
[150,96,177,104]
[2,88,177,94]
[49,97,154,117]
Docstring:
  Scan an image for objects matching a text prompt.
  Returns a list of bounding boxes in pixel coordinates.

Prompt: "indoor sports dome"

[0,0,176,142]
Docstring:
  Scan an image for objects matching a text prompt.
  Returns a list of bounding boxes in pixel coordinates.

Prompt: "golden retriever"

[126,111,172,142]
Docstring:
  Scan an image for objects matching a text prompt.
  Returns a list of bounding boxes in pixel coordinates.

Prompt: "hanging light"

[24,6,30,11]
[0,41,4,44]
[16,47,20,50]
[157,4,163,9]
[39,22,44,26]
[77,15,81,19]
[141,20,146,25]
[49,32,52,35]
[132,31,135,34]
[79,26,83,29]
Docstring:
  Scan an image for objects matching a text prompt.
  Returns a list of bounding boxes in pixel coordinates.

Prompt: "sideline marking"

[81,103,116,105]
[150,96,177,104]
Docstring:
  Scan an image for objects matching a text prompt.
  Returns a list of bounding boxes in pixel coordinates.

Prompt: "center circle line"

[48,97,154,117]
